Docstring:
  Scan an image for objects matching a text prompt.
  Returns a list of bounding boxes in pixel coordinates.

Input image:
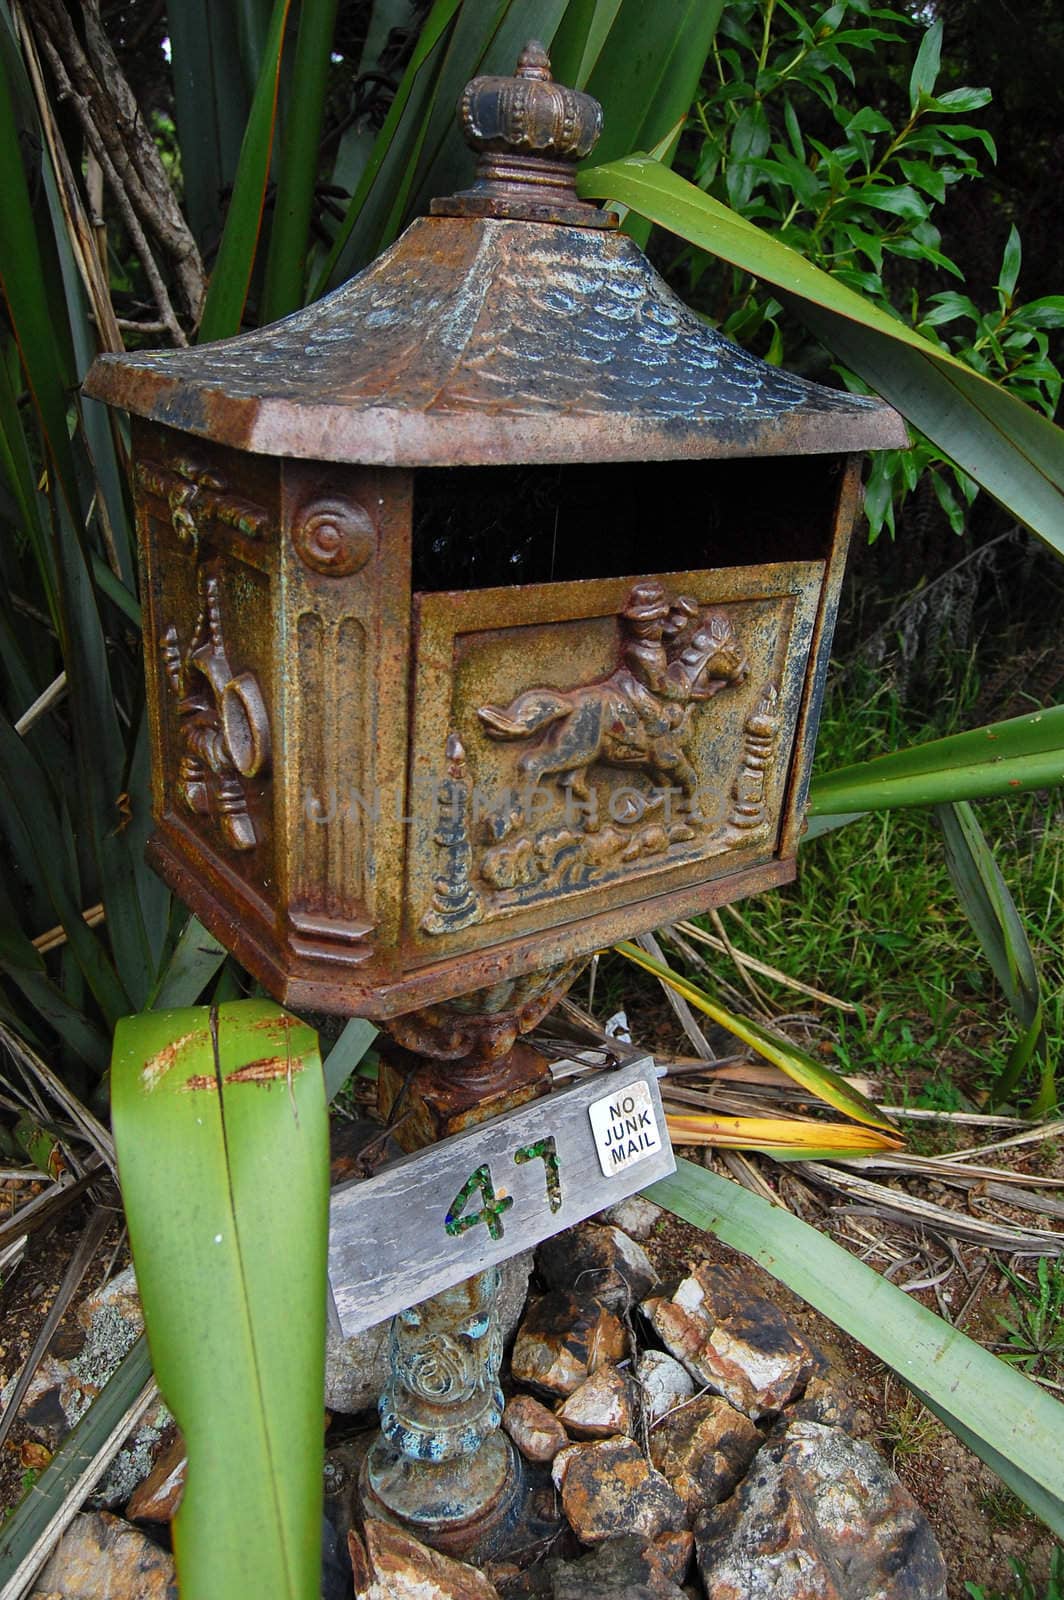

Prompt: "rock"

[126,1431,186,1522]
[5,1267,171,1507]
[29,1511,176,1599]
[648,1395,761,1519]
[76,1265,144,1339]
[636,1350,695,1423]
[784,1375,859,1432]
[599,1196,663,1242]
[327,1250,532,1413]
[555,1363,635,1440]
[511,1292,628,1397]
[649,1530,694,1586]
[503,1395,569,1463]
[643,1264,816,1419]
[537,1224,658,1311]
[350,1518,500,1599]
[545,1534,688,1599]
[694,1421,948,1599]
[552,1437,688,1545]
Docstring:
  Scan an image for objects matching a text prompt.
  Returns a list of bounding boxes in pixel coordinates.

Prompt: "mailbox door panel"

[404,561,823,960]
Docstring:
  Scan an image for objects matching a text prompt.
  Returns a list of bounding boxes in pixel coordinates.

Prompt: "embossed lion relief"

[476,582,749,844]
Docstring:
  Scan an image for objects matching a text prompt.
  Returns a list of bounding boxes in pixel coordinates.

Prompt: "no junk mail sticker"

[588,1078,665,1178]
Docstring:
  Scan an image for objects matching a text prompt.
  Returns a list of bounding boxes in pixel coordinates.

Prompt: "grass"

[878,1389,940,1466]
[965,1548,1064,1600]
[685,662,1064,1110]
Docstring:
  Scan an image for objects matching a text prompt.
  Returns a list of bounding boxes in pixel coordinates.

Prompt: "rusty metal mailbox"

[85,46,904,1035]
[86,39,905,1561]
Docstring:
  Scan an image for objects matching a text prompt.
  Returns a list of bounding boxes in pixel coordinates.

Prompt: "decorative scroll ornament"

[291,495,374,576]
[162,564,271,851]
[378,1268,504,1462]
[136,458,270,550]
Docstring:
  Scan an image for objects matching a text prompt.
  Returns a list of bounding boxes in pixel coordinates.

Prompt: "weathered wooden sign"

[327,1053,674,1336]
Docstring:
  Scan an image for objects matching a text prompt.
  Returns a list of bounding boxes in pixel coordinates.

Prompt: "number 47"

[444,1137,561,1242]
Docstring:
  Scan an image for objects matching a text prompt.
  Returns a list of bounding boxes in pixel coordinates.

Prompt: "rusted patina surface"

[134,411,824,1018]
[85,212,904,467]
[83,45,904,469]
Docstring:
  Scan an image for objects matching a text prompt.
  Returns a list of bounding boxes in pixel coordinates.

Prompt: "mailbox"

[85,43,904,1040]
[86,38,905,1561]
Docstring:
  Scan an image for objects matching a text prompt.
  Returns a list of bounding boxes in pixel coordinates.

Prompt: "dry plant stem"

[799,1161,1064,1254]
[0,1206,111,1453]
[673,917,859,1012]
[0,1164,105,1251]
[29,28,187,345]
[932,1118,1064,1166]
[708,907,773,1011]
[12,4,123,355]
[14,673,68,736]
[23,0,204,323]
[32,902,106,956]
[0,1023,116,1173]
[718,1148,786,1206]
[635,930,716,1059]
[0,1378,158,1600]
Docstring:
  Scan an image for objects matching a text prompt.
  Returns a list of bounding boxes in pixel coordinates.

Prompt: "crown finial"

[515,40,552,81]
[431,40,611,227]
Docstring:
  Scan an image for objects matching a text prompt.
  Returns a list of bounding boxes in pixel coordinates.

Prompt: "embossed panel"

[134,421,280,915]
[405,561,823,958]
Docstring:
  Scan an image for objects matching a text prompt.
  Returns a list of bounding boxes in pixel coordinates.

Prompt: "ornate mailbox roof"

[84,43,906,467]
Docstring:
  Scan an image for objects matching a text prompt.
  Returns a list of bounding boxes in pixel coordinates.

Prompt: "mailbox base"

[379,1038,551,1149]
[361,1432,539,1564]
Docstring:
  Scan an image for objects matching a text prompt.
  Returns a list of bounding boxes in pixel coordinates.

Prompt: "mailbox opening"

[411,455,844,593]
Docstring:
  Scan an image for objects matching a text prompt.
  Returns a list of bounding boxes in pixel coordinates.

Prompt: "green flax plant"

[2,2,1064,1592]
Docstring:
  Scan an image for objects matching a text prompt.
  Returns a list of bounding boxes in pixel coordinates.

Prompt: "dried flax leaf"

[672,918,859,1011]
[798,1161,1064,1254]
[635,931,716,1059]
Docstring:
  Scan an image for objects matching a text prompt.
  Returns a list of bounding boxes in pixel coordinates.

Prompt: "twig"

[27,21,188,343]
[14,673,68,737]
[674,917,858,1012]
[0,1206,111,1453]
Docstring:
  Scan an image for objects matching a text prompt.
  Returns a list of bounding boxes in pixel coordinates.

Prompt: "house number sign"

[327,1053,674,1337]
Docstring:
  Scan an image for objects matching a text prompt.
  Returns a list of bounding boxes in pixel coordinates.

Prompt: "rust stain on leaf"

[251,1014,298,1035]
[142,1030,211,1090]
[225,1055,303,1085]
[183,1073,220,1092]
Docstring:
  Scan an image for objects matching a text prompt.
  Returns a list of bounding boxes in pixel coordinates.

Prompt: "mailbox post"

[86,39,905,1562]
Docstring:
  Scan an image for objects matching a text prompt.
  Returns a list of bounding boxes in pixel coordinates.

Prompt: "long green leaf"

[647,1159,1064,1535]
[323,1016,378,1102]
[936,800,1051,1109]
[198,0,294,342]
[615,939,894,1130]
[576,157,1064,557]
[809,706,1064,815]
[168,2,262,252]
[260,0,340,322]
[111,1000,329,1600]
[314,0,464,292]
[0,21,79,557]
[578,0,724,166]
[148,916,229,1010]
